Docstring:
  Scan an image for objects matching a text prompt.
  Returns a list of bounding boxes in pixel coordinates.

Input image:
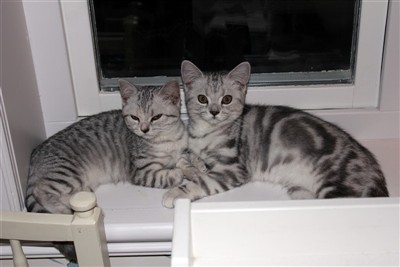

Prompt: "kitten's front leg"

[162,180,208,208]
[162,167,247,208]
[134,166,184,189]
[176,150,208,176]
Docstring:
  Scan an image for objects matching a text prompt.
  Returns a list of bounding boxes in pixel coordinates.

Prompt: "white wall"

[0,1,46,202]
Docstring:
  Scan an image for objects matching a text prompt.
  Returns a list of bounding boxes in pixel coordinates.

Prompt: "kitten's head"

[181,60,250,126]
[119,79,181,139]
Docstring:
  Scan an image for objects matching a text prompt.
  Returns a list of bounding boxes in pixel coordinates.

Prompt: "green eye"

[151,114,162,122]
[198,95,208,104]
[130,115,140,121]
[221,95,232,105]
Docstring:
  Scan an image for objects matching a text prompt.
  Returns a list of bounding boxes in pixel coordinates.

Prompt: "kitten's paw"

[176,157,191,169]
[191,157,208,173]
[162,187,188,208]
[187,153,208,173]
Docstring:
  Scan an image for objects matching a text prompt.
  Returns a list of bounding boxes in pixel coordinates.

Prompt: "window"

[60,0,388,116]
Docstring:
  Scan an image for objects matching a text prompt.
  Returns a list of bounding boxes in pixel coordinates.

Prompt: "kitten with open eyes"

[162,60,389,208]
[25,79,190,260]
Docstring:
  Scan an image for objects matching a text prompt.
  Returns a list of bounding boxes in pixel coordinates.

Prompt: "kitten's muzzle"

[140,123,150,133]
[209,104,220,117]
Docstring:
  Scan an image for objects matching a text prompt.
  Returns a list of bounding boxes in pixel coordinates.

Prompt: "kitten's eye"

[198,95,208,104]
[151,114,162,122]
[221,95,232,105]
[130,115,140,121]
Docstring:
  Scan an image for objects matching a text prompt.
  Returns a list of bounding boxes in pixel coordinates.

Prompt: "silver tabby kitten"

[25,79,187,260]
[163,60,389,208]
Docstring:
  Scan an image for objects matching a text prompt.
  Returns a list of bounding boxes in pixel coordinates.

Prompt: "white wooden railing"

[0,191,110,267]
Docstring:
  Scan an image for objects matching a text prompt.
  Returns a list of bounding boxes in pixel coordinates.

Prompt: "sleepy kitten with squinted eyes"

[163,60,389,207]
[25,79,196,260]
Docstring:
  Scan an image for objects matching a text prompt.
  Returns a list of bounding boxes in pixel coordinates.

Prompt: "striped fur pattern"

[162,61,389,208]
[26,80,187,259]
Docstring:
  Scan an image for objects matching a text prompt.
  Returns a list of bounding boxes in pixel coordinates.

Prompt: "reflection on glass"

[90,0,359,84]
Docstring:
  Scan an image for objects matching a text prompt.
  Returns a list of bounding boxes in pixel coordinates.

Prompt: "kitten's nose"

[210,110,220,117]
[140,123,149,133]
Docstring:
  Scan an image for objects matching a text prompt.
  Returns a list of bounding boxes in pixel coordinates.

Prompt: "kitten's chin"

[204,115,233,127]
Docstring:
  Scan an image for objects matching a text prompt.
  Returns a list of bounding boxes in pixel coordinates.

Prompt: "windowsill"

[1,138,398,259]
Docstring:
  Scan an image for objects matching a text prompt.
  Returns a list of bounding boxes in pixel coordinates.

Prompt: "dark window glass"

[90,0,359,88]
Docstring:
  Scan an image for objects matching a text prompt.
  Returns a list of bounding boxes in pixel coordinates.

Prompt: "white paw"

[162,187,187,208]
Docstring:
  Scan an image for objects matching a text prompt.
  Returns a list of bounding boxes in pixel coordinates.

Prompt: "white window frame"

[60,0,388,116]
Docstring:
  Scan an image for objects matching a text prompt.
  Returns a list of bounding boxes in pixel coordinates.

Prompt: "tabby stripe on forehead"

[206,73,222,94]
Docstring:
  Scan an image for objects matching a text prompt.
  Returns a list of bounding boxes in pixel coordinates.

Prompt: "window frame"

[60,0,389,116]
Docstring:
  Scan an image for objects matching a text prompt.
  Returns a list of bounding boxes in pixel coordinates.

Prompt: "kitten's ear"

[181,60,203,85]
[158,80,180,106]
[119,79,138,104]
[228,62,251,85]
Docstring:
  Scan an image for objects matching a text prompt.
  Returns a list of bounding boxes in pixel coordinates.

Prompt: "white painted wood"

[58,0,388,116]
[0,192,110,267]
[9,240,28,267]
[352,0,389,108]
[59,0,101,116]
[71,195,110,267]
[22,0,77,124]
[0,256,171,267]
[1,0,47,197]
[171,200,192,267]
[172,198,399,266]
[380,0,400,111]
[20,0,395,137]
[0,89,24,211]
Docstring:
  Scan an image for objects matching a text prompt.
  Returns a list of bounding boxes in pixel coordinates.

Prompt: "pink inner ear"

[164,94,180,106]
[160,80,180,106]
[181,60,203,84]
[119,80,137,102]
[228,62,251,85]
